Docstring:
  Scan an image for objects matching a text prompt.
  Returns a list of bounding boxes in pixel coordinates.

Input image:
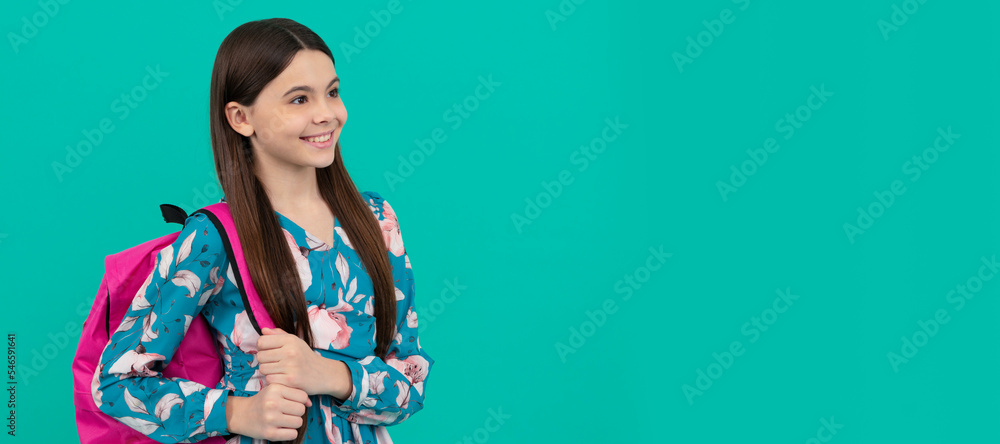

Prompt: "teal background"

[2,0,999,442]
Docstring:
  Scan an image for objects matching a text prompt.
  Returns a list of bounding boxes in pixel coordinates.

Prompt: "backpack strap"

[165,203,277,336]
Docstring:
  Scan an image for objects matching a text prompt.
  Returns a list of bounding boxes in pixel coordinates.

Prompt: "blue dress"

[93,191,433,443]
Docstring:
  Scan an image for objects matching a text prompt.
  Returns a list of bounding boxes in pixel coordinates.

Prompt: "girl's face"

[226,49,347,172]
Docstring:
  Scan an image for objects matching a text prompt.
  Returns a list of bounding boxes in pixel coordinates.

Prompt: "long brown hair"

[209,18,396,443]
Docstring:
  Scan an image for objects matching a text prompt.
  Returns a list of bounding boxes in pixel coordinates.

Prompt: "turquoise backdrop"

[2,0,999,442]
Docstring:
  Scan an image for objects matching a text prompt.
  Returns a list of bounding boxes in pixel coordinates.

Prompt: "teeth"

[304,132,331,143]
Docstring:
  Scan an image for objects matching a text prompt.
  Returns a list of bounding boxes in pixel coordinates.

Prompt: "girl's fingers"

[282,385,311,406]
[280,398,307,416]
[274,407,304,429]
[259,362,279,374]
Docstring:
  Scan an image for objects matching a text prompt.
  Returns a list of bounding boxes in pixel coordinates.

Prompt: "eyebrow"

[283,77,339,97]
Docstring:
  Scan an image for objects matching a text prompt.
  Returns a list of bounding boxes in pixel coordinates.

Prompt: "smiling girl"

[92,18,433,444]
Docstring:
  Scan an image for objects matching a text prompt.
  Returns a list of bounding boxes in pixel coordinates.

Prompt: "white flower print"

[364,297,374,316]
[283,228,312,292]
[131,270,154,312]
[139,311,159,343]
[374,425,394,444]
[171,378,207,397]
[154,393,183,421]
[320,402,345,444]
[405,307,418,329]
[378,200,405,257]
[306,230,333,251]
[386,352,429,385]
[108,349,166,378]
[199,266,224,306]
[90,368,104,408]
[335,225,352,249]
[171,269,201,298]
[176,231,196,265]
[226,263,239,288]
[231,310,261,356]
[369,371,389,395]
[394,380,410,410]
[157,245,174,279]
[244,368,265,392]
[336,252,349,287]
[308,302,353,350]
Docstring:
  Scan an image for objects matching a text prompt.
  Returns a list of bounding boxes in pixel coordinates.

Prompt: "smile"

[300,130,334,143]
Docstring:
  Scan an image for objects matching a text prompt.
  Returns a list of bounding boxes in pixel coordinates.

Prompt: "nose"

[314,99,337,126]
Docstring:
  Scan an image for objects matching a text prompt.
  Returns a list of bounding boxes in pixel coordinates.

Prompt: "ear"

[224,101,254,137]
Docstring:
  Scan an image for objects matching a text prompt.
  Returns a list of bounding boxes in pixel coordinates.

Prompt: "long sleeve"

[331,193,434,426]
[92,213,233,443]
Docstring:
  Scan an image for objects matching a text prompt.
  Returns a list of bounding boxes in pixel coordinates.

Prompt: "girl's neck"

[256,163,324,213]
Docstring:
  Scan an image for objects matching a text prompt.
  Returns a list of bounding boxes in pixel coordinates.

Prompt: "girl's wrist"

[323,359,352,401]
[225,395,245,435]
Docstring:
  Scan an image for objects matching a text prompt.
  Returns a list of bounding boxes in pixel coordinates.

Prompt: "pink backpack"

[72,202,276,443]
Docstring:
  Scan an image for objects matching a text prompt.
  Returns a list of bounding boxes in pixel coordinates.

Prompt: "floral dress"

[92,191,433,443]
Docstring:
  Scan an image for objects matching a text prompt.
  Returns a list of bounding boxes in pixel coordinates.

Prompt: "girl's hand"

[227,383,311,441]
[257,327,348,397]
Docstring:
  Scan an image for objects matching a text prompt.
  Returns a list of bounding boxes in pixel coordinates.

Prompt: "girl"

[92,18,433,444]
